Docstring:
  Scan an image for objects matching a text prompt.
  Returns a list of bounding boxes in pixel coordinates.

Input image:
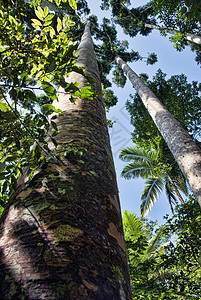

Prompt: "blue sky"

[86,0,201,224]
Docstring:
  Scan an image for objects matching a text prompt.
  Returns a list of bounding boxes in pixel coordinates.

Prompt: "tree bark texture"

[116,56,201,209]
[144,23,201,45]
[0,23,132,300]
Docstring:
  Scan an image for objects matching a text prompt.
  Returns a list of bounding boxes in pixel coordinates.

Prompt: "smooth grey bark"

[144,23,201,45]
[115,55,201,209]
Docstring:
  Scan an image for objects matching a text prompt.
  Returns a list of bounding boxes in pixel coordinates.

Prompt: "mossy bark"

[116,55,201,208]
[0,23,132,300]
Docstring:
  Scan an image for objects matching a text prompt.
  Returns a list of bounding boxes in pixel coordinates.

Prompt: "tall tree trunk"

[144,23,201,45]
[115,55,201,209]
[0,23,132,300]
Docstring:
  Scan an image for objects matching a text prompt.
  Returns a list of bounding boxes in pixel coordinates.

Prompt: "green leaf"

[28,149,35,159]
[9,15,17,25]
[4,137,14,147]
[51,121,58,130]
[32,23,41,31]
[49,27,55,38]
[0,162,5,172]
[0,101,9,111]
[51,137,58,147]
[6,153,19,162]
[32,19,43,27]
[44,14,54,22]
[35,11,43,21]
[45,59,56,73]
[44,20,53,26]
[35,144,42,160]
[44,6,49,17]
[42,103,62,115]
[35,6,44,20]
[2,181,8,194]
[80,86,93,99]
[55,0,61,6]
[68,21,76,27]
[68,0,77,10]
[41,81,57,100]
[57,17,62,32]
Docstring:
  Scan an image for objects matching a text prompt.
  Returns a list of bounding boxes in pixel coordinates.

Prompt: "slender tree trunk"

[168,177,184,205]
[0,23,132,300]
[115,55,201,209]
[144,23,201,45]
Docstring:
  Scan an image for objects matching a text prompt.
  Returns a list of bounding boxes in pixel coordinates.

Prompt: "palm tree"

[115,55,201,209]
[120,146,188,216]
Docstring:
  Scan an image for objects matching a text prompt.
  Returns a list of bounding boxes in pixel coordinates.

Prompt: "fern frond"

[123,210,149,241]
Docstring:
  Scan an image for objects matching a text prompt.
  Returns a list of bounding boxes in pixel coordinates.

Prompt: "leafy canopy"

[101,0,201,64]
[0,0,92,208]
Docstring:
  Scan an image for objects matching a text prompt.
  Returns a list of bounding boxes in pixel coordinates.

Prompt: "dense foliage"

[0,0,200,298]
[0,0,92,208]
[123,196,201,299]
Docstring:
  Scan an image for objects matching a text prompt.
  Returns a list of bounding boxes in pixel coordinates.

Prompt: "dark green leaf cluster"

[103,0,156,37]
[124,197,201,298]
[102,89,118,110]
[151,0,201,32]
[91,15,157,103]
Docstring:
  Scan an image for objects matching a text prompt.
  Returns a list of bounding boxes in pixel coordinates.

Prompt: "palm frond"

[140,177,164,217]
[149,265,177,282]
[121,161,156,179]
[146,225,169,256]
[123,210,149,241]
[119,147,150,162]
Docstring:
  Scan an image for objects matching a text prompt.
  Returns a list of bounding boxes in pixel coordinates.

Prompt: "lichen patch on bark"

[107,222,126,252]
[43,249,72,267]
[51,224,84,243]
